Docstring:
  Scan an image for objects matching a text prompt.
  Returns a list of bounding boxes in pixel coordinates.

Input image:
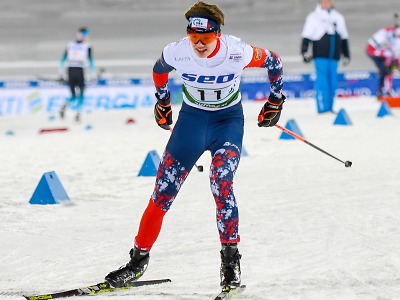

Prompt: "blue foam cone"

[279,119,304,140]
[377,101,392,118]
[29,171,70,205]
[333,108,352,125]
[138,150,161,177]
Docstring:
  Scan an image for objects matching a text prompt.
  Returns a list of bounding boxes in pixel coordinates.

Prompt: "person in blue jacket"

[301,0,350,114]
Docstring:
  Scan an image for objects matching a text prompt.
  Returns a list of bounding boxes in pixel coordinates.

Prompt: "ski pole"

[275,124,352,168]
[168,127,204,172]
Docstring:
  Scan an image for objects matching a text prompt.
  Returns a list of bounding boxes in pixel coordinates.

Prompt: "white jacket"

[301,4,349,41]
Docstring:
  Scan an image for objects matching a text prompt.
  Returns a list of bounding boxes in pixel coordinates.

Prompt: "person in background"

[104,1,285,295]
[301,0,350,114]
[58,27,96,122]
[366,15,400,98]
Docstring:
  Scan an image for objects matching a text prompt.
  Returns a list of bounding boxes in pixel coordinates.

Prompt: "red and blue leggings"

[135,102,244,250]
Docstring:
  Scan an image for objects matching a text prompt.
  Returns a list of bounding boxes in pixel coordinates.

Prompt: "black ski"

[213,285,246,299]
[23,278,171,299]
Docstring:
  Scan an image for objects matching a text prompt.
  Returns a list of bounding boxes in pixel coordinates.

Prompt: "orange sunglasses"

[187,30,219,45]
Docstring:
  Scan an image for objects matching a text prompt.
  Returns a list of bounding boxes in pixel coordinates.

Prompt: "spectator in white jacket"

[301,0,350,114]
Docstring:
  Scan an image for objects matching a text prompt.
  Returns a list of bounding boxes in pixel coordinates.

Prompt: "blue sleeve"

[59,50,67,71]
[265,51,284,98]
[153,53,174,74]
[88,47,95,73]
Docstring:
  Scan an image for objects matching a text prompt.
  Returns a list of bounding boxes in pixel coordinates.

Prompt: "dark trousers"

[368,55,392,94]
[67,67,85,108]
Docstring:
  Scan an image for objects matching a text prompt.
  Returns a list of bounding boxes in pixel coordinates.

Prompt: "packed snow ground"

[1,97,400,299]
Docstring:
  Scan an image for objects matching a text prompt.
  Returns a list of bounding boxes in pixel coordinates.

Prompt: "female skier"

[105,1,285,293]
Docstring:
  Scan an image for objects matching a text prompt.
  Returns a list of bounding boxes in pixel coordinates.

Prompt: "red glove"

[258,95,285,127]
[154,92,172,130]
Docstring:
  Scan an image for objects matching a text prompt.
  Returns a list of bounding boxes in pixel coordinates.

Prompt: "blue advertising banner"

[168,71,400,101]
[0,71,399,116]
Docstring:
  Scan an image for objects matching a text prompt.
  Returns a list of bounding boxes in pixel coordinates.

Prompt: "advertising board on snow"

[0,71,399,116]
[0,80,156,116]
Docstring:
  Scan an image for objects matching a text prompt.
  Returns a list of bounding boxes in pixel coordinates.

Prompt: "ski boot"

[220,243,242,290]
[105,247,150,288]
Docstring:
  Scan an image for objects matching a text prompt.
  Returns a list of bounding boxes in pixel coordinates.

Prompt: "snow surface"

[1,97,400,299]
